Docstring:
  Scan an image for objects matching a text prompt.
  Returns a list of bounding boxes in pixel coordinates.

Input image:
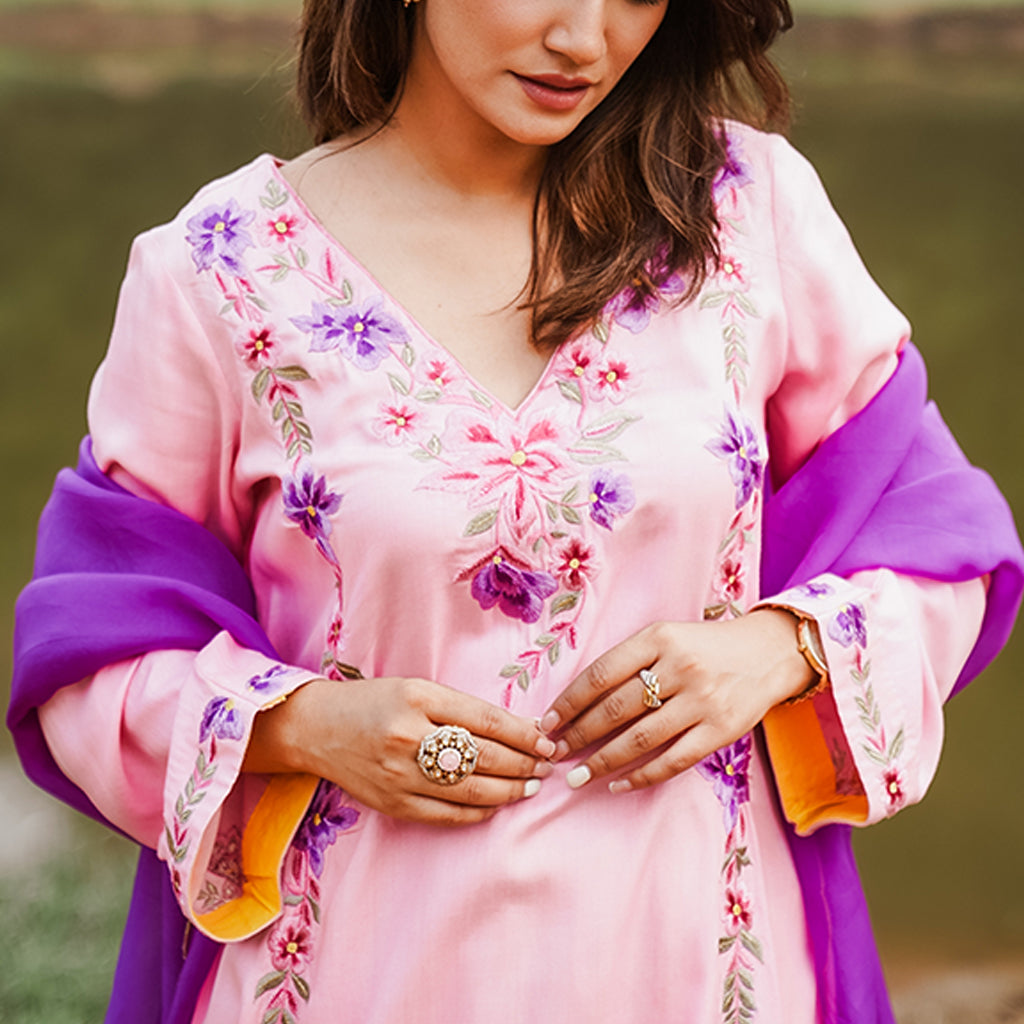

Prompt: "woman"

[9,1,1023,1022]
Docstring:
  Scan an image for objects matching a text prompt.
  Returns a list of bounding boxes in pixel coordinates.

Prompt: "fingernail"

[552,739,570,762]
[608,779,632,795]
[566,765,592,790]
[523,779,542,798]
[535,736,557,759]
[539,710,560,733]
[534,761,554,779]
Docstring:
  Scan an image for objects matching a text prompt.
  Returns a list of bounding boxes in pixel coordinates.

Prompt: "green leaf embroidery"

[592,319,610,344]
[463,507,499,537]
[401,343,416,368]
[252,368,271,403]
[414,386,442,403]
[386,373,410,396]
[561,505,582,525]
[293,974,311,1002]
[254,970,287,997]
[469,389,493,408]
[275,365,312,382]
[550,592,580,616]
[557,380,582,404]
[739,930,764,963]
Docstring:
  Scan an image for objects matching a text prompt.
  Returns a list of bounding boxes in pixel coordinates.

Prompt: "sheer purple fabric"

[9,344,1022,1023]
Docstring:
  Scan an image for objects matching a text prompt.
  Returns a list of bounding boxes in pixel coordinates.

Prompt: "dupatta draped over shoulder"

[9,343,1024,1024]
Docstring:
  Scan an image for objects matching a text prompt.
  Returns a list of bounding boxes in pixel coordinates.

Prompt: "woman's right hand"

[244,676,555,827]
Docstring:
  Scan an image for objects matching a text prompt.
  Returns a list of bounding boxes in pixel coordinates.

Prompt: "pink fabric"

[38,126,986,1023]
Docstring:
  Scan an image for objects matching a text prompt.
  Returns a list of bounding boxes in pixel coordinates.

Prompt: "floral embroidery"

[247,664,294,695]
[291,297,409,369]
[294,781,361,878]
[468,551,558,624]
[698,130,767,1020]
[199,696,244,743]
[282,468,344,567]
[828,602,868,649]
[830,603,906,811]
[705,408,764,510]
[253,782,359,1022]
[699,735,764,1024]
[186,200,255,276]
[188,170,646,701]
[587,468,636,530]
[697,737,752,833]
[196,826,243,913]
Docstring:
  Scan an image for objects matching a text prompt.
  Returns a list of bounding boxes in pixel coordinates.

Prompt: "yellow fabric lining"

[762,697,868,836]
[196,772,320,941]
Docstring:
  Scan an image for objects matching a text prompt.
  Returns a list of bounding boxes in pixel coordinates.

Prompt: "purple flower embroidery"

[697,735,752,832]
[199,696,244,743]
[828,603,867,649]
[294,781,360,878]
[705,409,764,509]
[588,468,636,530]
[471,554,557,624]
[291,297,409,370]
[282,467,343,564]
[605,272,687,334]
[246,664,291,694]
[713,135,753,200]
[185,200,255,276]
[799,581,834,599]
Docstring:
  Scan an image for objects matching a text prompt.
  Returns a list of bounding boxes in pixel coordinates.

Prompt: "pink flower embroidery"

[717,558,745,602]
[719,255,746,287]
[594,359,631,402]
[424,358,456,390]
[423,410,573,514]
[373,402,419,445]
[555,539,595,590]
[556,345,596,385]
[269,919,313,973]
[724,888,752,935]
[263,211,304,246]
[236,326,276,367]
[883,767,905,808]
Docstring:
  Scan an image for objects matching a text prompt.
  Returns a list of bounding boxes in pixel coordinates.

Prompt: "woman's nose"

[544,0,609,67]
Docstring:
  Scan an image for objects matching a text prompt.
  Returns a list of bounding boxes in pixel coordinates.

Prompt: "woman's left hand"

[539,610,816,793]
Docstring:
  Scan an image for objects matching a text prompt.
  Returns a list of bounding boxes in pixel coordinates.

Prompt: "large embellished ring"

[416,725,480,785]
[639,667,662,710]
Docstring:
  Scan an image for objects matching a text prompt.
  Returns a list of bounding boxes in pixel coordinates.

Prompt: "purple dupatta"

[8,343,1023,1024]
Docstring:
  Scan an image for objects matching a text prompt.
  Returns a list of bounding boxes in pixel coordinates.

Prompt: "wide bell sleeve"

[34,225,321,941]
[750,134,989,835]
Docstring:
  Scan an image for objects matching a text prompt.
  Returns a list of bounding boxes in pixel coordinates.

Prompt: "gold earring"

[402,0,421,7]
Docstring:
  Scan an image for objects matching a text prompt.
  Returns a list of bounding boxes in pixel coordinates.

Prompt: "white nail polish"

[523,779,542,798]
[566,765,592,790]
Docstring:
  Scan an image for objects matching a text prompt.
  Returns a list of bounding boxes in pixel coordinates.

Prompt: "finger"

[565,702,696,788]
[550,672,650,761]
[414,771,543,808]
[540,629,660,735]
[605,723,727,794]
[472,738,552,780]
[427,688,556,760]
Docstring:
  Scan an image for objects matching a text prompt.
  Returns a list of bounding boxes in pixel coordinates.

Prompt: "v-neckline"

[266,155,563,418]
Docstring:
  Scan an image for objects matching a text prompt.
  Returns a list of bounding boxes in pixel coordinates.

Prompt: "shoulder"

[127,153,283,281]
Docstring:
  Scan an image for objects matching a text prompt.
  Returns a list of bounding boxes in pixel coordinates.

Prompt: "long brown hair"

[296,0,793,349]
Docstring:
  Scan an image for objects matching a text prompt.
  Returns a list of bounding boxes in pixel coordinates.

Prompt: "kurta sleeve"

[752,134,988,835]
[36,224,320,941]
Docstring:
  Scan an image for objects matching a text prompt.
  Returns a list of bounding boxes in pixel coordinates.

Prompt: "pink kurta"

[40,124,985,1024]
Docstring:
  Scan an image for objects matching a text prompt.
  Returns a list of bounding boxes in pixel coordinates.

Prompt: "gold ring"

[416,725,479,784]
[639,667,662,710]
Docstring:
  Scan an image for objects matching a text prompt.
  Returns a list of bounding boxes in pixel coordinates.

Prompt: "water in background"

[1,14,1022,998]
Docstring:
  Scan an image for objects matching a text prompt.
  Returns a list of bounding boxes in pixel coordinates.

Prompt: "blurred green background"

[1,1,1023,1020]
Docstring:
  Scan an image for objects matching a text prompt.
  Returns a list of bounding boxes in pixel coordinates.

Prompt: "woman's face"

[406,0,669,150]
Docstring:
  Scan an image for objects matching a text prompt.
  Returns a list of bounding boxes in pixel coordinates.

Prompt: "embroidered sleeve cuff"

[753,576,873,835]
[159,631,321,941]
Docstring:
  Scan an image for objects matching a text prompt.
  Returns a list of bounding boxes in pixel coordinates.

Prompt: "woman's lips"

[513,73,592,112]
